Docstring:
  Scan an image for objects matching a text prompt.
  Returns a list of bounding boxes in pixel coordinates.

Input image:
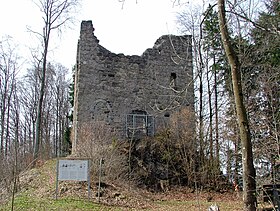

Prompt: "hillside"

[0,159,243,210]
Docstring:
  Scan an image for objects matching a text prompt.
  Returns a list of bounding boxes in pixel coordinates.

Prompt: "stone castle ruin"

[72,20,194,151]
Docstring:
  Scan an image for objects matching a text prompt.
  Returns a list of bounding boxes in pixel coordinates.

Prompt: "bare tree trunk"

[213,56,220,169]
[234,134,239,189]
[33,0,80,160]
[218,0,256,210]
[206,58,213,162]
[0,40,18,159]
[4,99,11,155]
[34,43,48,160]
[0,90,7,155]
[11,88,20,211]
[198,64,205,171]
[0,67,9,155]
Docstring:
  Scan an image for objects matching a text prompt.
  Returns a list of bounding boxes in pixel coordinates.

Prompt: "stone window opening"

[170,73,177,90]
[125,110,154,139]
[164,112,170,117]
[91,100,112,123]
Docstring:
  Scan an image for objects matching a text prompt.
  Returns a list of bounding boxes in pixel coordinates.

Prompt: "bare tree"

[19,67,41,156]
[177,3,231,187]
[0,37,19,157]
[43,63,70,157]
[217,0,256,210]
[177,3,207,176]
[0,37,24,202]
[31,0,80,160]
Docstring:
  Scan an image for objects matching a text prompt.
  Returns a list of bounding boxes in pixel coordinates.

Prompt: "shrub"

[74,122,128,183]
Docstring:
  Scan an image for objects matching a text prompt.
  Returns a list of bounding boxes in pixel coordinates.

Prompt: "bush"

[74,122,128,183]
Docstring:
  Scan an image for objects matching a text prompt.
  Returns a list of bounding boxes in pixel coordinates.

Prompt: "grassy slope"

[0,159,243,210]
[0,159,113,211]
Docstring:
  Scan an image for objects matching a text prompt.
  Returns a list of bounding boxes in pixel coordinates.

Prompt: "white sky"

[0,0,189,71]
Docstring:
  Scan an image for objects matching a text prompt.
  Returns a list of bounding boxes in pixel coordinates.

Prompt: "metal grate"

[125,113,154,139]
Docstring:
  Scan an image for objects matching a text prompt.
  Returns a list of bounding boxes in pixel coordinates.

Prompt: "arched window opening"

[91,100,112,123]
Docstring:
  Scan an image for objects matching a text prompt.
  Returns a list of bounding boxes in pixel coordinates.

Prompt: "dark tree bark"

[217,0,257,210]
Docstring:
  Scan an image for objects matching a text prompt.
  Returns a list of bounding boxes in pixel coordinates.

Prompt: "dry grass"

[0,158,245,211]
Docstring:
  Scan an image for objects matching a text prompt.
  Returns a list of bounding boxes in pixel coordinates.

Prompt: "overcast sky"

[0,0,191,71]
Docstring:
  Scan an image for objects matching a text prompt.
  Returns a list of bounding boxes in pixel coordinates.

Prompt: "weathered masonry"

[72,20,194,151]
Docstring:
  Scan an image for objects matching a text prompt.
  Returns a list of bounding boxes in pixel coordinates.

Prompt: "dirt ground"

[1,159,244,210]
[52,180,243,210]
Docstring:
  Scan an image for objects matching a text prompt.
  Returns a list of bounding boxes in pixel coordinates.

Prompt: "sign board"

[57,159,89,181]
[55,159,90,200]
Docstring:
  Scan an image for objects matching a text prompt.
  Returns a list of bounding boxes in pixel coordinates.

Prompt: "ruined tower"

[72,20,193,151]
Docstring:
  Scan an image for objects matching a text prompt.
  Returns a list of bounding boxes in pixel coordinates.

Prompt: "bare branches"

[0,38,20,155]
[227,9,280,35]
[31,0,80,40]
[32,0,80,160]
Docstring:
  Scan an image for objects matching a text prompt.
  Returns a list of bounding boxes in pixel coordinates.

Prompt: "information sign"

[58,159,88,181]
[55,159,90,200]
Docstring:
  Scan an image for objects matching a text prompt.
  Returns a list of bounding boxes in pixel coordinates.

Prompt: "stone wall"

[72,20,194,151]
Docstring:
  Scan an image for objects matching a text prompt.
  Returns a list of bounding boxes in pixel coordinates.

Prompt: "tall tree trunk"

[213,56,220,169]
[0,75,8,155]
[4,100,11,155]
[198,73,205,170]
[34,45,48,160]
[207,60,213,163]
[234,133,239,190]
[217,0,257,210]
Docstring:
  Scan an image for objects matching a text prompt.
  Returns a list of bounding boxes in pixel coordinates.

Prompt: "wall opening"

[170,73,177,90]
[91,100,112,123]
[164,112,170,117]
[125,110,154,139]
